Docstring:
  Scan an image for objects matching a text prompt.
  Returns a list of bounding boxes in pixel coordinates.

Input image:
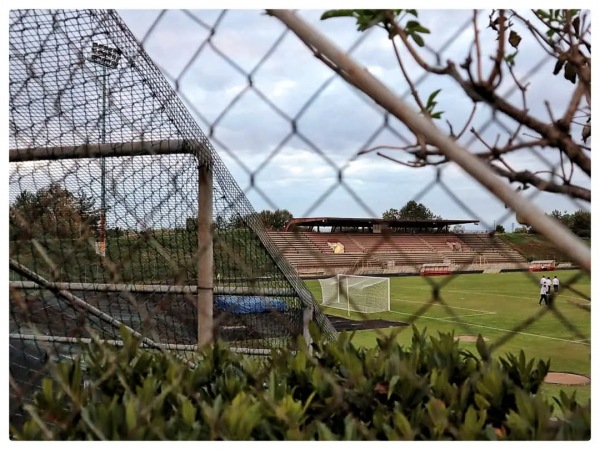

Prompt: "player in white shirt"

[552,275,559,294]
[538,283,549,306]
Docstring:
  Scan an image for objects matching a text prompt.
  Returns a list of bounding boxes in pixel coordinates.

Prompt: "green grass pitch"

[305,270,591,406]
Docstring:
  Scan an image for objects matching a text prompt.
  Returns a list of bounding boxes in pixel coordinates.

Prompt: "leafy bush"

[11,326,590,440]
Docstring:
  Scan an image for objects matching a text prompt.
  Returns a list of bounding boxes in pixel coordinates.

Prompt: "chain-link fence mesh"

[9,8,590,433]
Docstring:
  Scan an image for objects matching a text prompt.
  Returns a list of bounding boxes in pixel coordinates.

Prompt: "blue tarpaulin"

[214,295,288,314]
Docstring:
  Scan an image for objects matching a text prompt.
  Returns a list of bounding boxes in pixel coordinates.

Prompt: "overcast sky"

[112,8,591,231]
[6,6,591,232]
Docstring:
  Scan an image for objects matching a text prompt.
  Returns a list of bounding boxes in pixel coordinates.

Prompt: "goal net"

[318,275,390,314]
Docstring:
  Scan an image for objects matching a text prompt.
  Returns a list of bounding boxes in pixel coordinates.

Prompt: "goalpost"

[318,274,390,315]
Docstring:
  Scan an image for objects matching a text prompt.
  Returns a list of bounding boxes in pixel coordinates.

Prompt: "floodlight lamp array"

[89,42,122,69]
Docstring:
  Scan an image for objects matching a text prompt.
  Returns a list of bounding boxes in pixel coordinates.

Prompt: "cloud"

[11,9,588,233]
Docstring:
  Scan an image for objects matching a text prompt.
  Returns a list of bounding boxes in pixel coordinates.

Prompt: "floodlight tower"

[88,42,122,257]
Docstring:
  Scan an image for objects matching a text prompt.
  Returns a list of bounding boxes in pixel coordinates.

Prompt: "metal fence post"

[303,306,314,352]
[197,159,214,348]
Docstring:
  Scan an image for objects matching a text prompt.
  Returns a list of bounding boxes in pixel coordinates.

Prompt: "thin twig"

[385,11,450,75]
[391,39,428,116]
[473,11,483,81]
[560,81,586,128]
[505,62,529,145]
[490,165,590,201]
[456,104,478,140]
[487,9,506,88]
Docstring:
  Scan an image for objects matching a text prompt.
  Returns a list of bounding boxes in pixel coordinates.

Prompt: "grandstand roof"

[283,217,479,232]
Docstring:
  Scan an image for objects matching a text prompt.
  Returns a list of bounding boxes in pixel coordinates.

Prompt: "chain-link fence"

[9,8,591,432]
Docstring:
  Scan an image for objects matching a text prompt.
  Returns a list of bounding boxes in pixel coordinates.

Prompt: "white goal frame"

[318,274,390,315]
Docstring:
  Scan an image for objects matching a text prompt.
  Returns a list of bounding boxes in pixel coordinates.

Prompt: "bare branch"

[514,11,561,54]
[473,11,483,81]
[487,9,506,87]
[505,62,529,145]
[559,81,586,130]
[545,101,557,125]
[385,11,450,75]
[359,144,432,156]
[455,80,590,176]
[448,104,476,141]
[376,151,447,167]
[391,39,428,116]
[490,165,590,201]
[530,10,574,50]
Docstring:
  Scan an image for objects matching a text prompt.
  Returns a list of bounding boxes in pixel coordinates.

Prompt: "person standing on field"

[539,283,548,306]
[552,275,559,294]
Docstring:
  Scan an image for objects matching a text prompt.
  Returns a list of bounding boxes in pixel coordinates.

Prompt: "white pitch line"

[402,285,589,304]
[437,312,497,320]
[388,311,590,346]
[392,297,494,314]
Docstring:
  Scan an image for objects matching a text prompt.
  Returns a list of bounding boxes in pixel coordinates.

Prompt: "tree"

[549,209,571,228]
[567,209,590,238]
[10,183,100,240]
[514,225,529,233]
[228,212,247,230]
[227,209,293,230]
[495,224,506,233]
[186,215,232,232]
[451,224,465,233]
[319,9,590,203]
[257,209,293,230]
[543,209,590,237]
[382,208,400,220]
[383,200,440,220]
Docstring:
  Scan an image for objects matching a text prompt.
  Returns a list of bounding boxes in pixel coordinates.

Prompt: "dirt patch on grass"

[454,335,489,342]
[544,372,590,385]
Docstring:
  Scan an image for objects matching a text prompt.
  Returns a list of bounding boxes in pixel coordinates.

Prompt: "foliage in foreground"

[12,326,590,440]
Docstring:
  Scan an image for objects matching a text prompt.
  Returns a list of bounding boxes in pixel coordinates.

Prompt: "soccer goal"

[318,274,390,314]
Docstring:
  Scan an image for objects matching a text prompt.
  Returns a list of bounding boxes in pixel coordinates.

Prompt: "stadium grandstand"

[268,217,528,277]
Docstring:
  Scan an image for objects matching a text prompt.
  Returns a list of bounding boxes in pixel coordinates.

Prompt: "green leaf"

[475,334,489,360]
[508,30,522,49]
[504,52,517,66]
[514,389,536,423]
[535,10,551,19]
[582,121,591,143]
[406,20,430,34]
[320,10,356,21]
[181,398,196,426]
[553,58,565,75]
[316,422,337,440]
[564,61,577,83]
[411,33,425,47]
[474,393,491,410]
[125,398,137,431]
[572,16,580,36]
[387,375,400,399]
[392,411,414,439]
[41,378,53,403]
[426,89,441,110]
